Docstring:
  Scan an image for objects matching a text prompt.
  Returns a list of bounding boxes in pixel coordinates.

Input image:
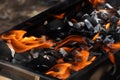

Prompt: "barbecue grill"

[0,0,120,80]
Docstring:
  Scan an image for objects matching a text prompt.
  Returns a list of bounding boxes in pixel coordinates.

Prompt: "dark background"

[0,0,60,32]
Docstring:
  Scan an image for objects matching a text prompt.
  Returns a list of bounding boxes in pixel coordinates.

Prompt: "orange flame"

[109,43,120,49]
[104,47,115,64]
[89,0,106,7]
[71,50,96,71]
[54,13,65,19]
[105,23,111,29]
[117,19,120,26]
[1,30,53,53]
[46,49,96,79]
[55,35,86,50]
[46,63,72,80]
[92,33,100,41]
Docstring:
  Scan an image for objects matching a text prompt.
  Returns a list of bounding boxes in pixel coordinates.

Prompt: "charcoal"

[46,19,72,39]
[110,16,119,24]
[68,21,74,27]
[13,51,32,65]
[47,19,65,31]
[109,16,119,31]
[1,1,120,80]
[73,22,85,29]
[103,35,115,44]
[0,40,12,61]
[87,52,102,61]
[117,9,120,16]
[59,48,68,57]
[85,38,94,47]
[84,19,94,30]
[30,49,39,59]
[94,24,105,33]
[105,3,113,9]
[116,27,120,33]
[99,10,109,21]
[83,14,98,26]
[91,10,101,24]
[26,54,57,72]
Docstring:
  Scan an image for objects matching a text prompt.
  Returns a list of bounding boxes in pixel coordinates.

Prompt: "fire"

[45,35,96,79]
[46,63,72,80]
[0,30,95,79]
[92,33,100,41]
[46,49,96,79]
[89,0,106,7]
[1,30,53,53]
[54,13,65,19]
[117,19,120,26]
[105,23,111,29]
[55,35,86,50]
[109,43,120,49]
[1,2,118,79]
[104,47,115,64]
[71,50,96,71]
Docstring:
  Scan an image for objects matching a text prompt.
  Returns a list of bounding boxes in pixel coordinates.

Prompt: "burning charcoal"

[83,13,98,26]
[109,16,119,31]
[59,48,68,57]
[99,10,109,20]
[13,51,32,65]
[73,22,85,29]
[33,48,63,59]
[26,56,56,72]
[0,40,12,61]
[29,49,39,59]
[110,16,119,24]
[91,10,101,24]
[85,38,94,47]
[84,19,94,30]
[94,23,105,33]
[1,0,120,80]
[105,3,113,9]
[26,53,57,72]
[103,35,115,44]
[87,52,102,61]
